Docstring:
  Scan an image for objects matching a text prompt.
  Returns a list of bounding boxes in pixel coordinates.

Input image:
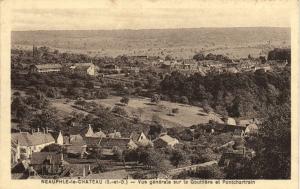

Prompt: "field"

[93,96,223,128]
[12,27,290,59]
[50,96,223,128]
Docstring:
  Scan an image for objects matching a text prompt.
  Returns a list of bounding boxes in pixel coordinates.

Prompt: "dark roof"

[30,152,62,165]
[12,132,55,147]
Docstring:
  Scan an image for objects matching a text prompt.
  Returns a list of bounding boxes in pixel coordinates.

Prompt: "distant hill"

[11,27,290,58]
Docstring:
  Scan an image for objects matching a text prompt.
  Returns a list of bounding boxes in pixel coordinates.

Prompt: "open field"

[49,96,223,128]
[91,96,223,128]
[12,27,290,58]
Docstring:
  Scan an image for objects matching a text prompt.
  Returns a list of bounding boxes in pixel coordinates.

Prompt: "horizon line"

[12,26,291,32]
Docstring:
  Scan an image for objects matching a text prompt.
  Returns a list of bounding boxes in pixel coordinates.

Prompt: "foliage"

[120,96,130,105]
[174,165,224,179]
[41,144,63,152]
[160,70,290,117]
[30,108,61,131]
[150,94,160,104]
[170,149,188,168]
[111,106,128,117]
[224,103,290,179]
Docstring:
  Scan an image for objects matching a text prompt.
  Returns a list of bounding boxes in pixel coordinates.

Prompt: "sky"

[11,0,292,31]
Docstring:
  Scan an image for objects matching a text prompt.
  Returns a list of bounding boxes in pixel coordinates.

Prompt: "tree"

[140,148,170,178]
[111,106,128,117]
[193,52,205,61]
[170,149,188,168]
[225,104,291,179]
[85,81,94,89]
[41,144,63,152]
[30,108,61,131]
[181,96,189,104]
[165,55,173,61]
[120,96,129,105]
[151,114,161,125]
[175,165,224,179]
[151,94,160,104]
[172,108,179,114]
[16,105,30,124]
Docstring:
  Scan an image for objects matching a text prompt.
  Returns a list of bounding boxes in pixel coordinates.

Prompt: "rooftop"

[12,132,55,147]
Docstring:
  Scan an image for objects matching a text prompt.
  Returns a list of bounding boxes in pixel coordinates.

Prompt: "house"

[130,131,152,146]
[99,137,137,151]
[153,134,179,148]
[60,164,94,179]
[84,124,106,138]
[254,65,271,72]
[122,66,140,74]
[108,130,122,138]
[29,64,62,73]
[65,135,87,158]
[244,123,259,135]
[30,152,66,175]
[67,63,96,76]
[85,137,137,156]
[223,117,237,126]
[11,131,56,159]
[102,64,122,74]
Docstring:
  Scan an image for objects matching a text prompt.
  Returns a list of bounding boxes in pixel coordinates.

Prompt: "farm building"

[67,63,96,76]
[153,134,179,148]
[29,64,62,73]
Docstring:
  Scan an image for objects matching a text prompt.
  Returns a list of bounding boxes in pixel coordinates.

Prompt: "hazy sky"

[11,0,292,31]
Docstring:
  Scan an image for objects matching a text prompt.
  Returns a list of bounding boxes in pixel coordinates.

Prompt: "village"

[10,43,291,179]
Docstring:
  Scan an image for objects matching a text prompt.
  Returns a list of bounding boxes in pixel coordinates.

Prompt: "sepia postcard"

[0,0,299,188]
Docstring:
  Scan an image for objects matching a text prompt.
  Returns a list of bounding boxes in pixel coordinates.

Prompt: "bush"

[111,106,128,117]
[151,94,160,104]
[172,108,179,114]
[120,96,130,105]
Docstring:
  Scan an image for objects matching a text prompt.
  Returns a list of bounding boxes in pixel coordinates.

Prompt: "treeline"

[160,69,290,118]
[11,47,147,68]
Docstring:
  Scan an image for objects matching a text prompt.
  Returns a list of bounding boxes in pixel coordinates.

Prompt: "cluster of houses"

[11,124,181,179]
